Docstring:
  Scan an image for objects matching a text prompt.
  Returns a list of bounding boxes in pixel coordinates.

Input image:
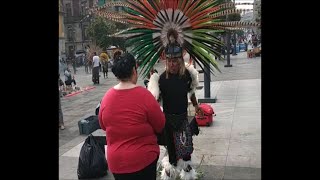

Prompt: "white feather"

[183,51,190,62]
[160,168,173,180]
[180,168,197,180]
[178,15,188,25]
[180,20,191,29]
[172,9,179,23]
[166,8,173,22]
[157,10,167,23]
[153,19,163,28]
[175,11,184,23]
[178,159,197,180]
[184,36,193,44]
[153,32,161,39]
[160,156,177,180]
[176,159,186,172]
[147,72,160,100]
[154,9,190,47]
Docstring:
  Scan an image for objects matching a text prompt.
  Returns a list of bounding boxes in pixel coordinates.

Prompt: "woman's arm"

[145,92,165,134]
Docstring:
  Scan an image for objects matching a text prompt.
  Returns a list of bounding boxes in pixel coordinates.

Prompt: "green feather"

[136,42,160,69]
[184,41,215,75]
[125,34,153,46]
[188,41,221,74]
[123,7,141,16]
[134,44,155,61]
[122,28,155,34]
[140,49,161,78]
[138,49,157,75]
[194,45,221,73]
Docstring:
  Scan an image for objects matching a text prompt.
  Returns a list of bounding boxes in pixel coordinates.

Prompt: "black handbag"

[189,116,199,136]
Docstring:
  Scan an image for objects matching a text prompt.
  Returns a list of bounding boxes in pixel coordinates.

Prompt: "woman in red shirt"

[98,53,165,180]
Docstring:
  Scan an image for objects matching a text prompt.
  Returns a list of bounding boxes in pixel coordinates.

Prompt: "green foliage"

[228,13,241,21]
[87,16,129,50]
[235,30,245,36]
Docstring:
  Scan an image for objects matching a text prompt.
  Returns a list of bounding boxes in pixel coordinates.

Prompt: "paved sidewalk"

[59,51,261,179]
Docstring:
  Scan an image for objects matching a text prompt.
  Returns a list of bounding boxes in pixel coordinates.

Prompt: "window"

[83,25,89,40]
[68,27,74,41]
[66,3,72,17]
[81,4,85,16]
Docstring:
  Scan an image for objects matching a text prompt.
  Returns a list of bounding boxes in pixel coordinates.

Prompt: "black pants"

[112,157,158,180]
[92,66,100,83]
[84,65,88,73]
[103,66,108,78]
[65,79,76,86]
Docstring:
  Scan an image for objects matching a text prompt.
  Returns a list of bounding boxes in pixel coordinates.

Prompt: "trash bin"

[78,115,101,135]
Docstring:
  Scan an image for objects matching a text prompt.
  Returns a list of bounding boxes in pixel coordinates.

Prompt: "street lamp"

[232,0,237,56]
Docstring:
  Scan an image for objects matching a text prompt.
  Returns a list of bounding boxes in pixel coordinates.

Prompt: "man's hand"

[194,104,204,116]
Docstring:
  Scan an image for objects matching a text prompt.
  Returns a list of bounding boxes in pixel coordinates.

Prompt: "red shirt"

[98,86,165,174]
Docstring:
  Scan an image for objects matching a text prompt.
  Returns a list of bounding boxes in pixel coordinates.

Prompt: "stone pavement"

[59,51,261,179]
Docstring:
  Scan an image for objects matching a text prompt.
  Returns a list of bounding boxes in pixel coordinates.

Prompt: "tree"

[228,13,241,21]
[87,17,129,50]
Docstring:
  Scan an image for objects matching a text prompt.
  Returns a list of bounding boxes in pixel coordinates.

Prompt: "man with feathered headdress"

[147,29,202,180]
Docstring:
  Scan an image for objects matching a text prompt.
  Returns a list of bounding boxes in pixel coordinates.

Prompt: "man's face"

[167,58,180,74]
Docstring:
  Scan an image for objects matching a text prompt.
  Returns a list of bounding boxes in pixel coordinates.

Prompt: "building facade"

[62,0,95,58]
[59,0,66,58]
[61,0,123,58]
[241,12,253,21]
[253,0,261,36]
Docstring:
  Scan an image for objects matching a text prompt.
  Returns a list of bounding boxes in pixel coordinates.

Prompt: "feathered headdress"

[86,43,102,61]
[99,52,109,63]
[90,0,260,77]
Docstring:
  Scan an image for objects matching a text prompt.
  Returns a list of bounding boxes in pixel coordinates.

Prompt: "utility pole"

[232,0,237,56]
[232,32,237,56]
[224,0,232,67]
[224,32,232,67]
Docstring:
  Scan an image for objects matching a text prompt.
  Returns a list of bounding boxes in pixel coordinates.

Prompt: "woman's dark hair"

[113,51,122,61]
[112,53,136,80]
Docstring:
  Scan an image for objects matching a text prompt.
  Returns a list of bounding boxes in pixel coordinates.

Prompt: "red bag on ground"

[196,104,215,126]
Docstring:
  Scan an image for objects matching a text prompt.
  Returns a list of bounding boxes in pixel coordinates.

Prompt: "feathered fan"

[90,0,260,77]
[86,42,103,62]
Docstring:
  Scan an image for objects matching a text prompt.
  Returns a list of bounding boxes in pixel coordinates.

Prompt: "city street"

[59,51,261,180]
